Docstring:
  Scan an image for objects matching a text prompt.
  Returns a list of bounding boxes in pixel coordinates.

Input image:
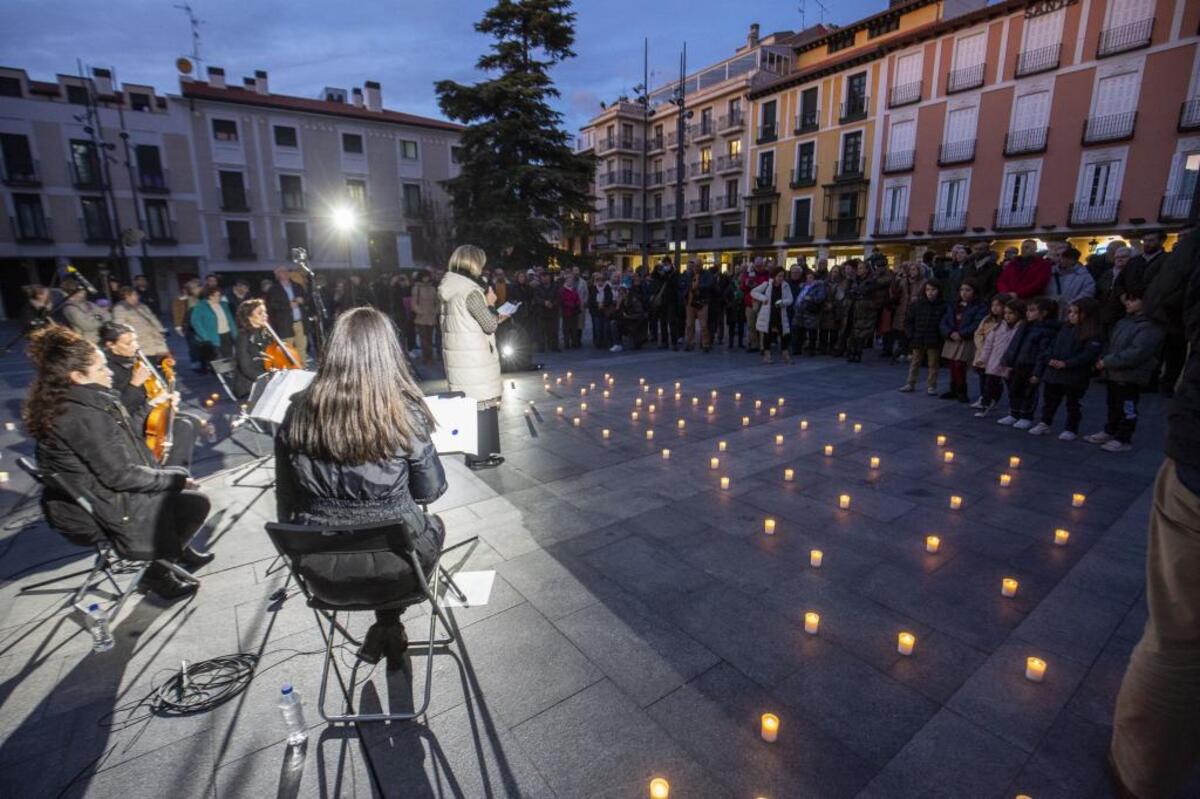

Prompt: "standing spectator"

[1028,298,1103,440]
[1086,287,1164,452]
[18,284,54,335]
[60,278,111,345]
[1129,230,1169,285]
[411,271,439,366]
[997,298,1059,428]
[534,271,560,352]
[1143,229,1189,396]
[615,285,648,350]
[682,259,713,352]
[939,282,987,402]
[112,286,169,358]
[189,285,237,370]
[1087,239,1126,283]
[172,279,203,372]
[560,273,583,349]
[824,264,851,356]
[1097,245,1134,331]
[971,293,1010,414]
[936,244,968,300]
[963,241,1002,301]
[977,298,1025,414]
[740,258,769,352]
[132,274,162,321]
[844,260,887,362]
[587,271,611,350]
[723,264,746,349]
[997,239,1053,298]
[891,261,925,362]
[751,267,794,364]
[227,280,252,314]
[899,281,946,393]
[266,265,309,359]
[793,267,826,356]
[710,268,729,348]
[1047,247,1096,318]
[651,259,680,350]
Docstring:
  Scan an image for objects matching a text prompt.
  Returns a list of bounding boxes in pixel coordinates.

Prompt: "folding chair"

[265,518,465,724]
[15,457,199,619]
[210,357,267,436]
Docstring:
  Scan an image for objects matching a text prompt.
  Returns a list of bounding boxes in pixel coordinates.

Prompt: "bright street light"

[332,205,357,232]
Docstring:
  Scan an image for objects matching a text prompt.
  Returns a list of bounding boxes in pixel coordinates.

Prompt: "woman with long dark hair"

[233,298,272,399]
[24,326,211,600]
[274,307,447,668]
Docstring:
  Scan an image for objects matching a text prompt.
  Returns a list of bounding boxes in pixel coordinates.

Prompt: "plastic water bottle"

[86,603,114,653]
[278,684,308,746]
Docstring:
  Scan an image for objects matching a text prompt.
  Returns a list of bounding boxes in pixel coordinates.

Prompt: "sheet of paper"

[247,370,315,424]
[426,394,479,455]
[497,301,521,316]
[440,570,495,608]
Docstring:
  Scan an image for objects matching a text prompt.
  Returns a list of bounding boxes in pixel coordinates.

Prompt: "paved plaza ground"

[0,338,1192,798]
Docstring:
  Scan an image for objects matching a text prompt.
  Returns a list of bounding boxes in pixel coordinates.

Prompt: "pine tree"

[435,0,595,269]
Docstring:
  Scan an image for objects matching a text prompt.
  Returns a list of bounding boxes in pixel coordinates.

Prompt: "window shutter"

[953,32,987,70]
[1094,73,1138,116]
[889,119,915,152]
[1013,91,1050,130]
[895,53,921,85]
[946,106,978,143]
[1023,10,1064,51]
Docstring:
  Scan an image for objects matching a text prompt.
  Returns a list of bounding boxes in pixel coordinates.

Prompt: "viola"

[141,353,177,462]
[262,321,303,371]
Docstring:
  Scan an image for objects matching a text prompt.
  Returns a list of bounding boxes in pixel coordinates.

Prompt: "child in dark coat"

[900,281,946,394]
[939,281,988,402]
[1029,297,1103,440]
[996,297,1059,427]
[1085,287,1164,451]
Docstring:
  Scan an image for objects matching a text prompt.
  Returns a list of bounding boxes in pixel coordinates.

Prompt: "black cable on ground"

[152,653,260,715]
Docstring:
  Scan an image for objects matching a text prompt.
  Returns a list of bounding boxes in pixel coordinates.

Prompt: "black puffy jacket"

[906,296,946,349]
[1002,318,1060,370]
[35,383,189,557]
[1036,325,1103,387]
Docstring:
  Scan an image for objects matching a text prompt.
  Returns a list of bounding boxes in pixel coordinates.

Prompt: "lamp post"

[670,45,691,266]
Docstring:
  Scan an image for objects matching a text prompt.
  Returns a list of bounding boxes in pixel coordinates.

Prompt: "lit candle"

[648,404,656,413]
[1010,455,1021,469]
[543,372,549,380]
[677,419,686,430]
[674,381,681,390]
[707,405,715,414]
[710,457,720,470]
[711,390,718,398]
[4,422,16,431]
[999,473,1012,487]
[1025,656,1047,683]
[720,476,730,490]
[800,419,809,431]
[1001,578,1019,598]
[950,495,963,510]
[636,397,643,406]
[775,434,784,446]
[692,397,699,406]
[544,383,550,391]
[662,448,671,460]
[897,632,915,656]
[603,390,611,399]
[735,392,742,401]
[870,455,881,470]
[804,612,820,635]
[567,371,573,379]
[784,468,795,482]
[631,411,640,421]
[760,713,779,743]
[645,429,654,441]
[580,402,588,412]
[824,444,834,456]
[602,429,611,439]
[838,412,847,423]
[1054,528,1070,546]
[572,418,581,427]
[0,472,8,483]
[810,549,823,568]
[556,378,562,385]
[943,451,955,464]
[649,777,670,798]
[936,435,947,447]
[211,393,219,401]
[755,399,763,410]
[642,385,649,393]
[763,518,776,535]
[608,377,615,385]
[853,422,862,433]
[589,382,596,390]
[1072,492,1086,508]
[925,535,941,553]
[742,416,750,427]
[639,377,645,385]
[718,440,727,452]
[769,407,777,417]
[675,393,681,401]
[204,399,215,408]
[777,398,785,406]
[838,494,851,510]
[657,387,664,397]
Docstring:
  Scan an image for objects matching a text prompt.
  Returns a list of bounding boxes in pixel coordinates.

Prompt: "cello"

[262,320,303,371]
[140,351,176,462]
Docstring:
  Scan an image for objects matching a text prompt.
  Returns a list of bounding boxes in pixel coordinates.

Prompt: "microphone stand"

[1,290,75,356]
[290,248,327,355]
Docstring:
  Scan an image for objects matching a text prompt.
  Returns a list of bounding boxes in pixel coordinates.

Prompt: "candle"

[775,434,784,446]
[769,407,777,418]
[800,419,809,431]
[608,377,615,385]
[580,402,588,412]
[556,378,562,385]
[1001,578,1019,597]
[707,405,715,414]
[662,448,671,460]
[603,390,611,399]
[674,393,681,401]
[711,390,718,398]
[543,372,549,380]
[760,713,779,743]
[1010,455,1021,469]
[572,418,581,427]
[718,440,727,452]
[898,632,915,656]
[742,416,750,427]
[870,455,880,470]
[777,398,785,406]
[853,422,862,433]
[1025,656,1047,683]
[936,435,947,447]
[710,457,720,470]
[211,393,219,401]
[674,381,681,390]
[804,612,820,635]
[838,494,851,510]
[720,476,730,490]
[589,382,596,390]
[810,549,823,568]
[0,472,8,483]
[735,392,742,401]
[763,518,776,535]
[824,444,834,457]
[925,535,941,553]
[631,411,640,421]
[642,385,649,393]
[677,419,686,430]
[784,468,795,482]
[943,451,955,464]
[649,777,670,798]
[567,371,573,379]
[636,397,643,407]
[645,429,654,440]
[648,404,656,413]
[999,473,1012,487]
[4,422,15,431]
[692,397,699,406]
[755,399,763,410]
[602,429,611,439]
[838,412,847,423]
[1054,528,1070,546]
[657,387,664,397]
[204,399,215,408]
[1072,493,1086,508]
[639,377,646,385]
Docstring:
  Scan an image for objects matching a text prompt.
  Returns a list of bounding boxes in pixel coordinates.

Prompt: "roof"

[179,81,464,133]
[792,0,940,54]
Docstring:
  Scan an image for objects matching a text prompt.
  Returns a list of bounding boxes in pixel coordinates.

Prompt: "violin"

[261,321,303,371]
[140,352,177,463]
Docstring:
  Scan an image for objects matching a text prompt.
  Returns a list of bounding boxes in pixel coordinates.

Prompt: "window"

[70,140,101,187]
[13,194,48,239]
[700,107,713,134]
[889,119,915,153]
[720,220,741,238]
[796,141,816,182]
[828,30,855,53]
[342,132,364,154]
[937,178,968,218]
[1020,8,1065,74]
[80,196,111,240]
[728,98,741,119]
[833,191,860,238]
[135,145,165,189]
[129,92,152,111]
[841,131,863,172]
[225,220,254,258]
[66,84,90,105]
[724,178,739,203]
[698,183,711,211]
[1012,91,1050,131]
[285,221,308,252]
[847,72,867,104]
[869,16,899,38]
[400,139,419,160]
[952,32,987,71]
[759,100,777,141]
[1093,72,1138,117]
[700,147,712,173]
[218,170,248,210]
[883,184,909,221]
[791,198,812,238]
[212,118,238,142]
[1,133,35,181]
[346,179,366,209]
[403,183,422,216]
[945,106,978,143]
[280,174,304,210]
[144,199,172,241]
[1002,169,1039,212]
[798,87,819,129]
[274,125,298,148]
[758,150,775,187]
[1081,160,1121,207]
[0,76,22,97]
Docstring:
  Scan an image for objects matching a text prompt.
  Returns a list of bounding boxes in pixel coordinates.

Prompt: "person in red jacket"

[739,258,771,352]
[996,239,1053,299]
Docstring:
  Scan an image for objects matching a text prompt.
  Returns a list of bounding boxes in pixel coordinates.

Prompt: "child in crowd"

[794,269,826,356]
[899,281,946,394]
[1086,288,1164,452]
[939,281,987,403]
[998,298,1059,428]
[978,298,1026,414]
[971,293,1011,413]
[1029,297,1103,440]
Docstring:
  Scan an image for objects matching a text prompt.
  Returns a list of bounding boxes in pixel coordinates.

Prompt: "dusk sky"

[3,0,889,132]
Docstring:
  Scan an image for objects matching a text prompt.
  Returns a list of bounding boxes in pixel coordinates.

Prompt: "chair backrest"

[17,456,99,517]
[210,357,235,379]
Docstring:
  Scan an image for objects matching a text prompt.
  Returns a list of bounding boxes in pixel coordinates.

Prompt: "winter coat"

[997,255,1052,299]
[847,276,889,340]
[1047,263,1096,319]
[751,281,794,334]
[794,281,826,330]
[34,383,190,558]
[412,282,438,327]
[112,302,168,356]
[62,298,111,345]
[739,269,769,308]
[267,280,306,335]
[980,321,1022,377]
[822,279,847,331]
[439,270,502,404]
[234,327,272,399]
[939,300,987,361]
[1102,313,1165,386]
[189,298,237,347]
[274,396,447,607]
[935,262,965,302]
[560,285,582,317]
[906,296,947,350]
[972,315,1002,369]
[1002,318,1060,370]
[891,276,924,334]
[1036,324,1103,387]
[962,252,1002,300]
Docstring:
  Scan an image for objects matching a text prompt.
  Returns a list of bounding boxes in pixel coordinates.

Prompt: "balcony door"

[1093,72,1138,119]
[1002,168,1039,213]
[1080,160,1121,208]
[758,150,774,187]
[841,132,863,173]
[835,192,859,237]
[791,197,811,238]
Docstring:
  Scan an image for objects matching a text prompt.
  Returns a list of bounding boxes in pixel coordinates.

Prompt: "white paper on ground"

[426,394,479,455]
[440,570,495,608]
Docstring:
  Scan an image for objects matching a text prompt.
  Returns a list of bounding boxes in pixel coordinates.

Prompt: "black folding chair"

[265,518,465,724]
[15,457,199,619]
[210,357,268,436]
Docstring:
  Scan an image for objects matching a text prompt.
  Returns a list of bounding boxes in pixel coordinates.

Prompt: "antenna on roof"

[174,2,205,67]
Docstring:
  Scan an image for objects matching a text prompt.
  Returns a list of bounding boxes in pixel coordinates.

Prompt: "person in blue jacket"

[1028,297,1103,440]
[938,281,987,402]
[189,284,238,372]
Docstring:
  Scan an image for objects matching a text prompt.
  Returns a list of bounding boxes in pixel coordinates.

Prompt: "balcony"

[716,154,743,174]
[1179,98,1200,131]
[882,150,914,174]
[828,217,863,241]
[718,111,744,132]
[784,221,814,243]
[70,161,106,190]
[839,96,868,124]
[930,211,967,233]
[688,161,713,179]
[596,135,642,155]
[833,158,866,182]
[874,216,908,237]
[281,190,307,213]
[688,198,712,215]
[667,130,684,148]
[1004,127,1049,155]
[946,63,985,94]
[646,170,664,187]
[1097,17,1154,58]
[888,81,921,108]
[79,216,116,244]
[1159,194,1193,222]
[225,236,258,260]
[994,206,1037,230]
[1068,200,1120,226]
[220,187,251,212]
[1015,43,1061,77]
[690,120,715,141]
[713,194,741,214]
[9,214,53,243]
[665,167,682,183]
[938,139,976,166]
[746,225,775,245]
[1,158,41,187]
[1082,112,1136,145]
[752,173,777,194]
[137,169,170,194]
[789,165,818,188]
[595,205,643,223]
[602,170,642,188]
[145,218,178,244]
[756,122,778,144]
[794,109,819,135]
[648,135,664,152]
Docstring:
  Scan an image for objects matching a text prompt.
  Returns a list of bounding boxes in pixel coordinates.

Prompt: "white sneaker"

[1013,419,1034,430]
[974,403,994,418]
[926,386,938,395]
[898,384,915,393]
[1101,439,1132,452]
[609,344,623,352]
[969,397,985,409]
[1028,422,1051,435]
[1084,432,1112,445]
[996,415,1017,426]
[1058,431,1077,441]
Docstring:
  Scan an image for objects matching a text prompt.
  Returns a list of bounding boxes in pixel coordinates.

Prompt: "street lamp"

[332,205,357,268]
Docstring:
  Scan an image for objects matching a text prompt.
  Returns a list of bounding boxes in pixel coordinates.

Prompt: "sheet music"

[425,394,479,455]
[247,370,315,424]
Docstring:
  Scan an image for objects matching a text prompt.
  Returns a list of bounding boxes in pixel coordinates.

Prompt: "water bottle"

[278,683,308,746]
[86,603,114,653]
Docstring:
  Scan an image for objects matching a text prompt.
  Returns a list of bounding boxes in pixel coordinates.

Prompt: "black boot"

[178,546,215,569]
[357,611,410,671]
[466,454,504,471]
[140,563,198,601]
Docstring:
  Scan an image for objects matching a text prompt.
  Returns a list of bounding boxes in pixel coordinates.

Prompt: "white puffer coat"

[438,271,502,404]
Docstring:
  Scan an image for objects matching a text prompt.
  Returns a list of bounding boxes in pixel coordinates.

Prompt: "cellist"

[99,321,198,469]
[233,299,272,399]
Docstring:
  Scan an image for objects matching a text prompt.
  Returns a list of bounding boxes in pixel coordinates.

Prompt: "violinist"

[24,325,212,601]
[100,322,198,469]
[233,298,272,399]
